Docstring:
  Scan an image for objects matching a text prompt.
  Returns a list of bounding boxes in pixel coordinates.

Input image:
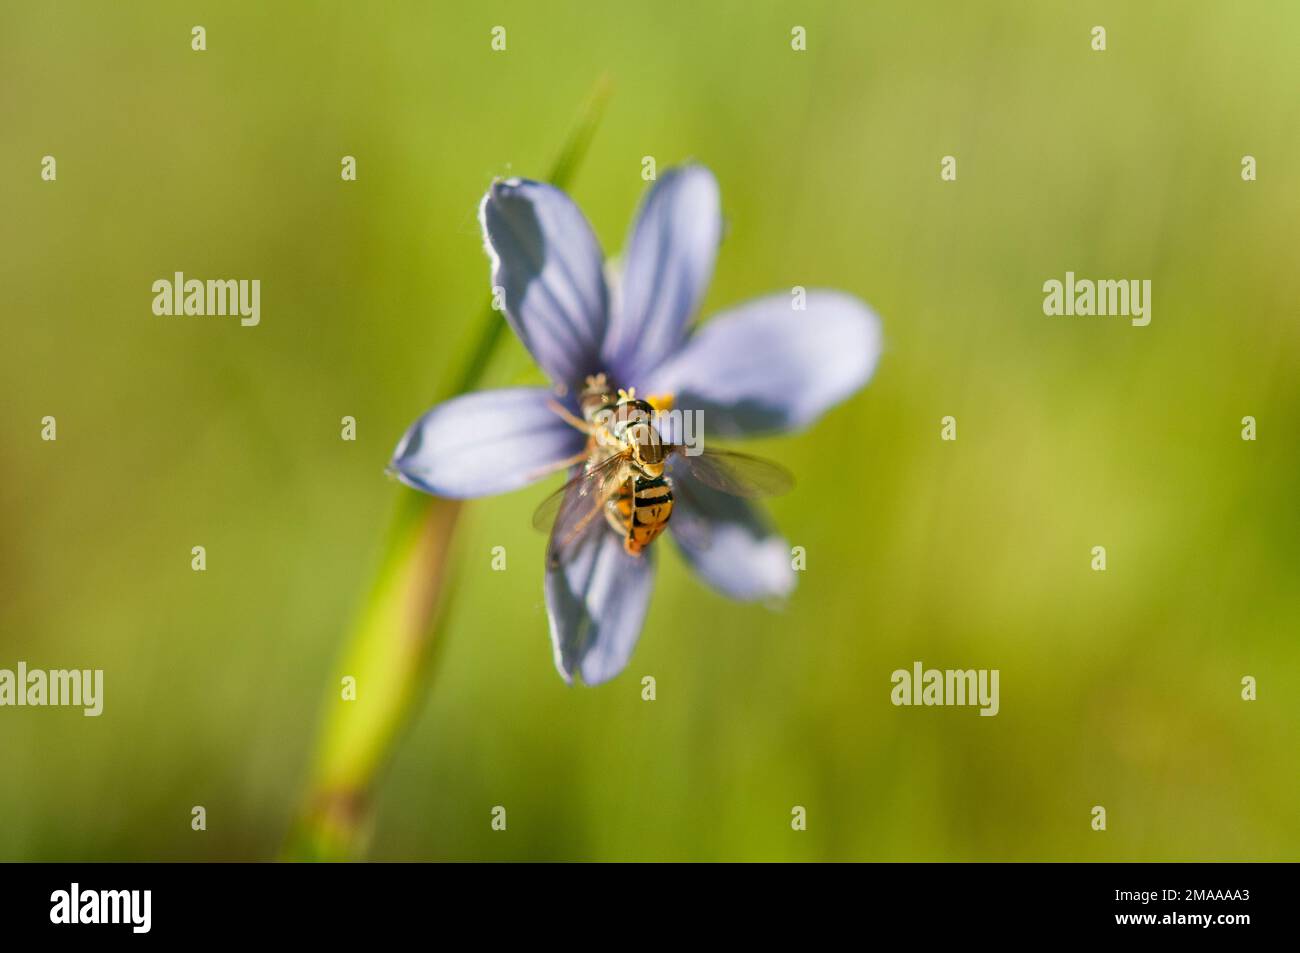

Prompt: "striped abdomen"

[605,474,673,555]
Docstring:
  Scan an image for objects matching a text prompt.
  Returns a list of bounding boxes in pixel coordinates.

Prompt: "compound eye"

[635,425,666,465]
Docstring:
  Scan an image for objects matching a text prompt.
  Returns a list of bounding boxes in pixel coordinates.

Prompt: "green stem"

[284,78,610,862]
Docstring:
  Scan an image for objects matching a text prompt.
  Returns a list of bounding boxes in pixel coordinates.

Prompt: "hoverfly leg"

[521,449,591,485]
[546,398,596,435]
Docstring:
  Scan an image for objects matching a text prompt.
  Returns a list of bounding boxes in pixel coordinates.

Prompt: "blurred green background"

[2,1,1297,861]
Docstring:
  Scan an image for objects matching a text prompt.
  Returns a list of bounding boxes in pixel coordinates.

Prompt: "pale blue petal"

[602,165,721,384]
[545,529,655,685]
[390,388,585,498]
[669,467,795,601]
[480,178,609,385]
[641,291,882,437]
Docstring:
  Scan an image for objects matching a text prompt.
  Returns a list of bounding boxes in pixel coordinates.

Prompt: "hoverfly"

[533,375,793,568]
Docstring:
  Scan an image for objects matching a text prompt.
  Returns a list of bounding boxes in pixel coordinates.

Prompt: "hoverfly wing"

[668,447,794,499]
[537,453,631,568]
[531,474,579,533]
[661,472,714,552]
[531,453,625,532]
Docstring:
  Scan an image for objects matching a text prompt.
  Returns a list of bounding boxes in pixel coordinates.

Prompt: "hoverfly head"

[627,420,666,476]
[578,373,615,422]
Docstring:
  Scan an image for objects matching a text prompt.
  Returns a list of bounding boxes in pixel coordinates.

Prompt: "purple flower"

[391,166,882,685]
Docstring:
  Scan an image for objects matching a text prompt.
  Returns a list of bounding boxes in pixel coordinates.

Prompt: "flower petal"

[641,290,882,437]
[669,467,795,601]
[602,165,721,384]
[389,387,585,498]
[480,178,609,385]
[545,529,655,685]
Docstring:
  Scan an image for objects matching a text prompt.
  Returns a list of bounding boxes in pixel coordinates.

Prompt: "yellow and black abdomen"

[605,474,673,555]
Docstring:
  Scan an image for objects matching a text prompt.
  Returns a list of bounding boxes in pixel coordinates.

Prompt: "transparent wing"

[663,473,714,552]
[668,447,793,499]
[533,452,631,567]
[532,469,586,533]
[531,452,628,531]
